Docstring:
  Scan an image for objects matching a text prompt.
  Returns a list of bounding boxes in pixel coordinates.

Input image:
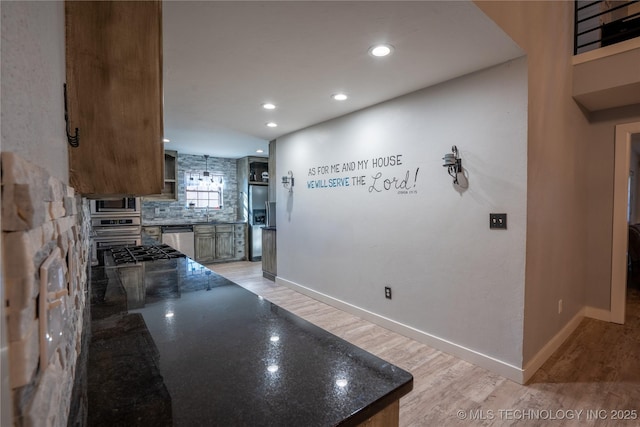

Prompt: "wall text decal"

[306,154,419,195]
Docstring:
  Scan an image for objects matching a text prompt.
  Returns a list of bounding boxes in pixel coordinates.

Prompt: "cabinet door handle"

[64,83,80,147]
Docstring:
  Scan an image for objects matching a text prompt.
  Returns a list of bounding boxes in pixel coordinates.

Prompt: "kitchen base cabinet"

[194,223,246,264]
[194,225,215,263]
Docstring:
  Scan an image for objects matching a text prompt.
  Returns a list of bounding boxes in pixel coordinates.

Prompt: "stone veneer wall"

[142,153,238,224]
[1,153,91,426]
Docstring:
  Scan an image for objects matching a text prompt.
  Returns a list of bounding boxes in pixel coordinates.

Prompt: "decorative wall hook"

[442,145,462,185]
[282,170,294,192]
[64,84,79,147]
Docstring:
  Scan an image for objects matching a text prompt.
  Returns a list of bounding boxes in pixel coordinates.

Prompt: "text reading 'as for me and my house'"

[306,154,419,195]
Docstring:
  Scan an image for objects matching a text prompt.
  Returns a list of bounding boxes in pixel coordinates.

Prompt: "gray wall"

[276,57,528,373]
[1,1,67,183]
[141,153,239,224]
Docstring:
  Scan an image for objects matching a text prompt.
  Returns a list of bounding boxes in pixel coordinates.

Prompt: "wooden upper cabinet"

[65,1,164,196]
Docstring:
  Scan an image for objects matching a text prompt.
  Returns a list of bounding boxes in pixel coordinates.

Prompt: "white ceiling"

[162,1,523,159]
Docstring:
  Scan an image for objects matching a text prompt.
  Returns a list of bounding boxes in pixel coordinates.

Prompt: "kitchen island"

[88,245,413,426]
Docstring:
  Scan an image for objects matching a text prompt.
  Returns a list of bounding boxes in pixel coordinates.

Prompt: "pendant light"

[203,155,210,178]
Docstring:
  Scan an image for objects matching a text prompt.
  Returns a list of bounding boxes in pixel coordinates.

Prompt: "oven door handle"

[93,226,142,236]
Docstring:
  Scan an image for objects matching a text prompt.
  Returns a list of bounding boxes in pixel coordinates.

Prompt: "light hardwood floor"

[208,261,640,426]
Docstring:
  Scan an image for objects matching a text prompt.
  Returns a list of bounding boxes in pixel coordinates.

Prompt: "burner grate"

[111,244,186,264]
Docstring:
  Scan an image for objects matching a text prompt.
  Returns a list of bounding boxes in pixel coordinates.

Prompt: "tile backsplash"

[142,153,238,224]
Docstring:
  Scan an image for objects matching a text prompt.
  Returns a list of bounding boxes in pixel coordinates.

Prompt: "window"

[185,172,224,209]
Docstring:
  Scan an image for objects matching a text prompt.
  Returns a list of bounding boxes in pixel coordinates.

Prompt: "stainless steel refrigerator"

[248,185,267,261]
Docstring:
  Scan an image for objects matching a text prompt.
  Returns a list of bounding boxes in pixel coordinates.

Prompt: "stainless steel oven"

[91,216,142,265]
[90,197,140,216]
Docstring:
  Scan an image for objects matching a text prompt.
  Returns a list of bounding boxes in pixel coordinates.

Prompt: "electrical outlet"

[558,299,563,314]
[490,213,507,229]
[384,286,392,300]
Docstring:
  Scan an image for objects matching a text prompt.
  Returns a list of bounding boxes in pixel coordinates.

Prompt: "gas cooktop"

[110,244,186,265]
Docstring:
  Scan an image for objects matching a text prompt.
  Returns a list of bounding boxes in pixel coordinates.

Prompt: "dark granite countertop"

[88,252,413,426]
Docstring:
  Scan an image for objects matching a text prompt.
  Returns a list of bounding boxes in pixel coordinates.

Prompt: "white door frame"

[611,121,640,324]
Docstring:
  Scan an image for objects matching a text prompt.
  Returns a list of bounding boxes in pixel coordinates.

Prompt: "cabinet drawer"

[143,227,162,242]
[194,225,215,234]
[215,224,234,233]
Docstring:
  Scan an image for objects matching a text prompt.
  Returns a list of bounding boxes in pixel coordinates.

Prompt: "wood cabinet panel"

[262,228,277,281]
[146,150,178,200]
[215,229,235,260]
[236,156,268,222]
[356,401,399,427]
[234,224,246,260]
[65,0,163,196]
[215,225,234,233]
[194,225,216,234]
[195,233,215,264]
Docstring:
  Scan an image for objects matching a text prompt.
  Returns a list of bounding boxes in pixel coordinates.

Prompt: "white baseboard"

[274,278,614,384]
[276,276,525,383]
[521,308,585,383]
[584,306,612,322]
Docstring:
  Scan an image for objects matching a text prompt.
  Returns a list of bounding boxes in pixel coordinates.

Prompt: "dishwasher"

[161,225,195,259]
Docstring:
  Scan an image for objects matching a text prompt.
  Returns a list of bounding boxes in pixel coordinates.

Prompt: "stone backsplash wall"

[1,152,91,426]
[142,153,238,224]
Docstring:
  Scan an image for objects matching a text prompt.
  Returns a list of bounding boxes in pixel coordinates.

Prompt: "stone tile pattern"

[2,152,91,427]
[142,153,238,224]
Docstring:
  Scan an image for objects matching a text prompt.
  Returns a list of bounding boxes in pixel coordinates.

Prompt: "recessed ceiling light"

[266,122,278,128]
[262,103,276,110]
[163,138,170,143]
[332,93,348,101]
[369,44,394,57]
[256,149,264,153]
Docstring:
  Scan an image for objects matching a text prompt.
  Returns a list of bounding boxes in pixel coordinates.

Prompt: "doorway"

[611,122,640,324]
